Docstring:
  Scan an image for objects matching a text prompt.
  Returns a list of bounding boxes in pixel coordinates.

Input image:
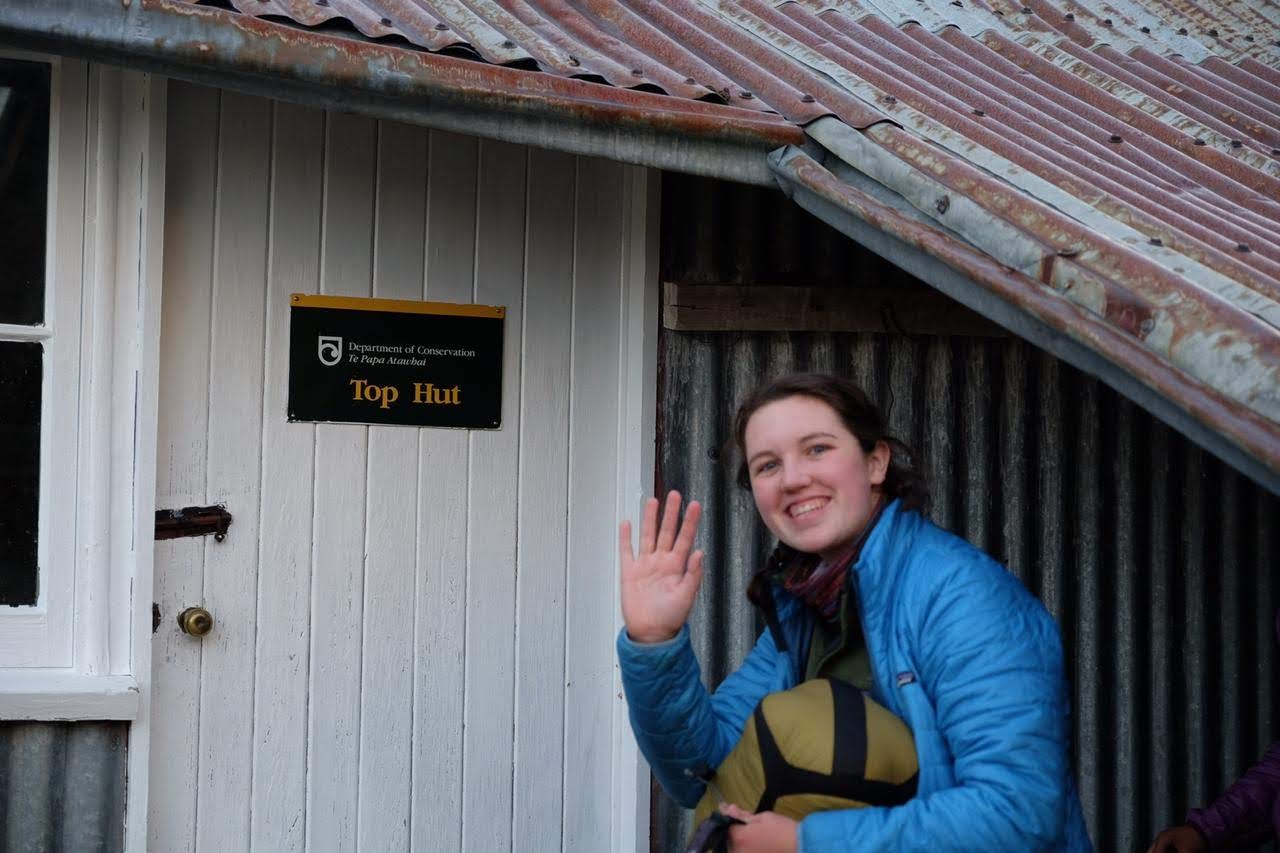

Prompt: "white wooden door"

[149,81,655,852]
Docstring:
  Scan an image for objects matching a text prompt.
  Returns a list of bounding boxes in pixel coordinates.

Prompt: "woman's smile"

[788,497,829,518]
[744,395,889,560]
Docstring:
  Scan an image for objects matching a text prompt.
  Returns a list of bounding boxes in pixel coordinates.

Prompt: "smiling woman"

[617,373,1093,852]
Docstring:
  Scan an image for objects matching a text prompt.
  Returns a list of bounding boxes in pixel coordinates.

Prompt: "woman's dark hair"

[729,372,929,513]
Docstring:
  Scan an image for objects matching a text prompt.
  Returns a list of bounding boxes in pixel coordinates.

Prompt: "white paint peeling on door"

[152,80,653,852]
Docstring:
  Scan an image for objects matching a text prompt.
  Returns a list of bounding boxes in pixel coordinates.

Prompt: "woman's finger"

[638,497,659,554]
[618,520,635,568]
[682,550,705,595]
[673,500,702,558]
[654,490,683,552]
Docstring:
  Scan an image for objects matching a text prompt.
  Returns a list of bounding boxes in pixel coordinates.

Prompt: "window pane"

[0,59,51,326]
[0,341,40,605]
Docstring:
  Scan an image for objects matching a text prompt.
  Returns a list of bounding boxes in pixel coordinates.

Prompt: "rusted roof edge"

[0,0,802,186]
[768,144,1280,496]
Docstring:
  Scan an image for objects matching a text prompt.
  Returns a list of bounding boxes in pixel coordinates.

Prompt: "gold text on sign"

[349,378,462,409]
[413,383,461,405]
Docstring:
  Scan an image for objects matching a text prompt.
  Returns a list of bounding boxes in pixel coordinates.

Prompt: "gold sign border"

[291,293,505,319]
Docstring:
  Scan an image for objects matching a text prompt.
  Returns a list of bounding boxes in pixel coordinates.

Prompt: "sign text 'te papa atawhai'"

[288,293,504,429]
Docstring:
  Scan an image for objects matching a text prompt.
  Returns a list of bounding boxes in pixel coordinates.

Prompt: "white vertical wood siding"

[152,80,644,852]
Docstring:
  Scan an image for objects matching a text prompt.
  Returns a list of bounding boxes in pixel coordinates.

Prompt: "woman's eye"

[808,444,830,455]
[755,460,778,475]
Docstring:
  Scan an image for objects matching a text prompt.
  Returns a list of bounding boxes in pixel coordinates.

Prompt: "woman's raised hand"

[619,491,705,644]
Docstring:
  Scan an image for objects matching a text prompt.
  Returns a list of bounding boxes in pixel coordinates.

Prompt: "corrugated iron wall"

[654,175,1280,852]
[0,722,127,852]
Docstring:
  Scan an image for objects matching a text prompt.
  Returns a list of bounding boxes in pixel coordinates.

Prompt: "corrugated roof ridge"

[724,0,1280,228]
[408,0,540,63]
[808,119,1280,417]
[1021,35,1280,171]
[992,34,1280,214]
[1093,43,1280,149]
[1019,37,1280,178]
[1040,34,1280,165]
[573,0,767,104]
[1132,47,1280,137]
[456,0,616,78]
[719,5,1280,316]
[793,2,1280,287]
[1049,0,1273,62]
[1240,57,1280,93]
[808,118,1280,422]
[1085,0,1274,60]
[863,115,1280,332]
[342,0,466,50]
[639,0,881,125]
[504,0,722,100]
[893,21,1280,285]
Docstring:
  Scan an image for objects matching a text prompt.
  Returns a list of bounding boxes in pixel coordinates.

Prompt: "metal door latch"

[155,505,233,541]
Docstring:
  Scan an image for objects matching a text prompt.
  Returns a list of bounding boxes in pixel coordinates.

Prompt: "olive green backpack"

[692,678,919,831]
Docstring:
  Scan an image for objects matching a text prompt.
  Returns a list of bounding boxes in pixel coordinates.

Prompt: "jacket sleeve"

[617,623,786,807]
[1185,741,1280,849]
[800,554,1074,851]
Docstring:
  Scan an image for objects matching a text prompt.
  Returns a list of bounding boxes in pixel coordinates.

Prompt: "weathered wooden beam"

[663,283,1007,336]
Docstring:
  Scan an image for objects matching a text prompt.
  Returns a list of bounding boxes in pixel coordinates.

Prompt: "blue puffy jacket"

[618,499,1091,851]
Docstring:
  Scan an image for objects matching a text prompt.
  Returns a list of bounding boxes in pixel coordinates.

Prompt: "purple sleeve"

[1185,741,1280,848]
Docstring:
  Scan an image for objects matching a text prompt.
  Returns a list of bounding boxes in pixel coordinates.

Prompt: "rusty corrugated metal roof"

[3,0,1277,487]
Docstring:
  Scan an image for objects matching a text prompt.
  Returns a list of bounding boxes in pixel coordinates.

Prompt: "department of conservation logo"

[317,335,343,366]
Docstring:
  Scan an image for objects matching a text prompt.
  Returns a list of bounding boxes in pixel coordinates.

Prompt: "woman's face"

[743,395,889,561]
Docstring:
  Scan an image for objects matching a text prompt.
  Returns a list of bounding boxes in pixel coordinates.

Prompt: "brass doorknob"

[177,606,214,637]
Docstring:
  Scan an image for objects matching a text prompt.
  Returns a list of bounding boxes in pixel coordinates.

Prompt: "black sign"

[288,294,504,429]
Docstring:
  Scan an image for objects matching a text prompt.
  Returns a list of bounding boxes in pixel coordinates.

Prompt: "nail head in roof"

[315,0,327,6]
[1140,25,1150,33]
[936,196,951,215]
[951,0,962,7]
[685,77,696,85]
[1021,5,1032,12]
[884,94,897,104]
[1193,138,1206,146]
[1271,148,1280,156]
[740,91,754,99]
[1065,12,1074,20]
[1109,134,1123,143]
[631,68,644,77]
[434,22,448,30]
[1178,27,1188,35]
[1245,35,1254,41]
[502,40,516,49]
[1230,140,1243,148]
[1207,28,1219,37]
[568,56,580,67]
[801,94,816,103]
[1149,237,1163,246]
[973,108,986,116]
[1102,18,1112,26]
[379,16,391,25]
[1237,244,1251,253]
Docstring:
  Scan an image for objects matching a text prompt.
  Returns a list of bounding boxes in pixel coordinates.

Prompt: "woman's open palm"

[620,491,704,644]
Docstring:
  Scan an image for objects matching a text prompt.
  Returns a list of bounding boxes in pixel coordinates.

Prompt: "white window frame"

[0,51,74,668]
[0,55,165,738]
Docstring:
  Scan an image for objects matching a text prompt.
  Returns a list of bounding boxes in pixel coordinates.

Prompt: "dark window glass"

[0,60,51,326]
[0,341,40,605]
